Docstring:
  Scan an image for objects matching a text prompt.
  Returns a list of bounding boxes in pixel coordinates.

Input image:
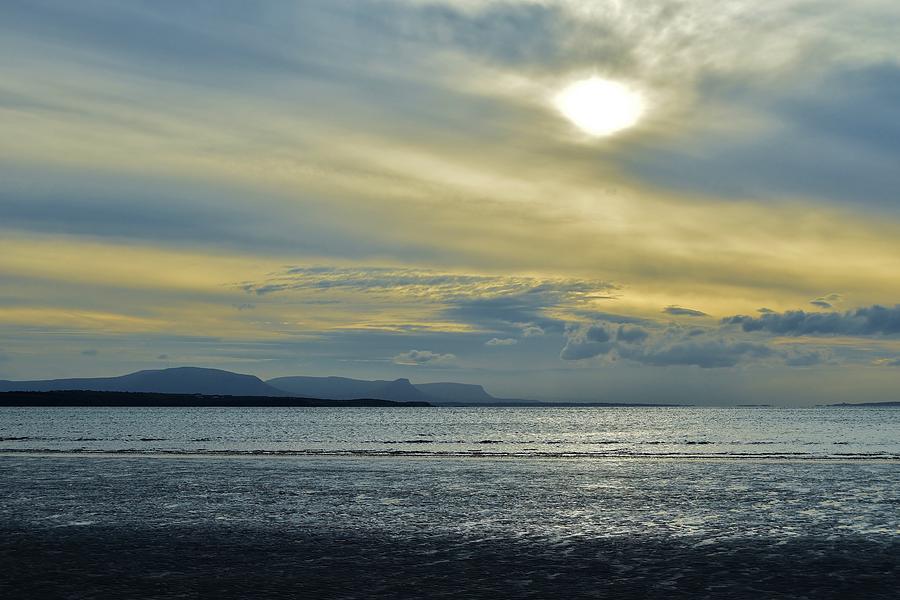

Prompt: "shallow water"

[2,407,898,597]
[1,455,898,598]
[1,406,898,458]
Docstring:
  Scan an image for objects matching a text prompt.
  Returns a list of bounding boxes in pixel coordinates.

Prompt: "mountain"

[0,367,287,397]
[267,376,435,403]
[0,367,508,404]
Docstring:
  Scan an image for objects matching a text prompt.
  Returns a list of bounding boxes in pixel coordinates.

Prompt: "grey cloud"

[80,349,99,356]
[616,325,650,344]
[873,358,900,367]
[486,338,517,346]
[663,306,708,317]
[157,354,170,360]
[783,349,829,367]
[722,304,900,336]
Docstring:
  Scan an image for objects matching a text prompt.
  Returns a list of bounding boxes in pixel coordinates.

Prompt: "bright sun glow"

[555,77,644,137]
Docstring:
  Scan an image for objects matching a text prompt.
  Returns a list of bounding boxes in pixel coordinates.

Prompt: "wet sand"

[3,525,898,599]
[1,455,898,599]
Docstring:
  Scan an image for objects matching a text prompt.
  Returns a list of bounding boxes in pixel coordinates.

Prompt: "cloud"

[722,304,900,336]
[243,266,616,299]
[783,349,830,367]
[80,349,99,356]
[242,266,616,335]
[627,65,900,212]
[872,357,900,367]
[619,339,773,369]
[663,305,708,317]
[559,323,615,360]
[519,324,545,337]
[562,319,774,368]
[157,354,170,360]
[392,349,456,366]
[485,337,517,346]
[616,325,650,344]
[810,293,842,309]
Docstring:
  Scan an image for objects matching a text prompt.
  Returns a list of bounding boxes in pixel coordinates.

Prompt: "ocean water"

[1,405,898,458]
[2,407,898,598]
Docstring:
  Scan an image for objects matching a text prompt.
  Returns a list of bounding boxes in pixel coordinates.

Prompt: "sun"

[554,77,644,137]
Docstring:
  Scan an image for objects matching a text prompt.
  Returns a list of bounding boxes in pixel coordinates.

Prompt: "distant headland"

[0,390,431,408]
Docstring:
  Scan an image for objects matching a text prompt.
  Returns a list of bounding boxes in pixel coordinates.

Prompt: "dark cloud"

[561,319,773,368]
[722,304,900,336]
[619,339,773,369]
[80,349,99,356]
[663,306,708,317]
[783,349,829,367]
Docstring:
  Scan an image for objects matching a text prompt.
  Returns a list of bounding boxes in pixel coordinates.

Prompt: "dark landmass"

[1,368,501,404]
[821,401,900,407]
[0,367,287,397]
[0,390,430,408]
[0,366,687,406]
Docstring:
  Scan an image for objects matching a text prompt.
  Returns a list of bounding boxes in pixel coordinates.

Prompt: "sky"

[1,0,900,405]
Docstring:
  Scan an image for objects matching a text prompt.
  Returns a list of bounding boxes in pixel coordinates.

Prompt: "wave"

[1,447,897,460]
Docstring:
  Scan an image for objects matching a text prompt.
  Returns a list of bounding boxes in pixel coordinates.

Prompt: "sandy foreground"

[1,455,898,599]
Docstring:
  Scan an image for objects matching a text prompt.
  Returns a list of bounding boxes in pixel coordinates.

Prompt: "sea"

[1,406,898,598]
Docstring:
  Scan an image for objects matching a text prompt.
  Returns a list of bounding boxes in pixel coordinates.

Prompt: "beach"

[2,453,898,599]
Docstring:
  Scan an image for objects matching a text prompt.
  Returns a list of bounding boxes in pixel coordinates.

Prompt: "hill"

[0,367,287,397]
